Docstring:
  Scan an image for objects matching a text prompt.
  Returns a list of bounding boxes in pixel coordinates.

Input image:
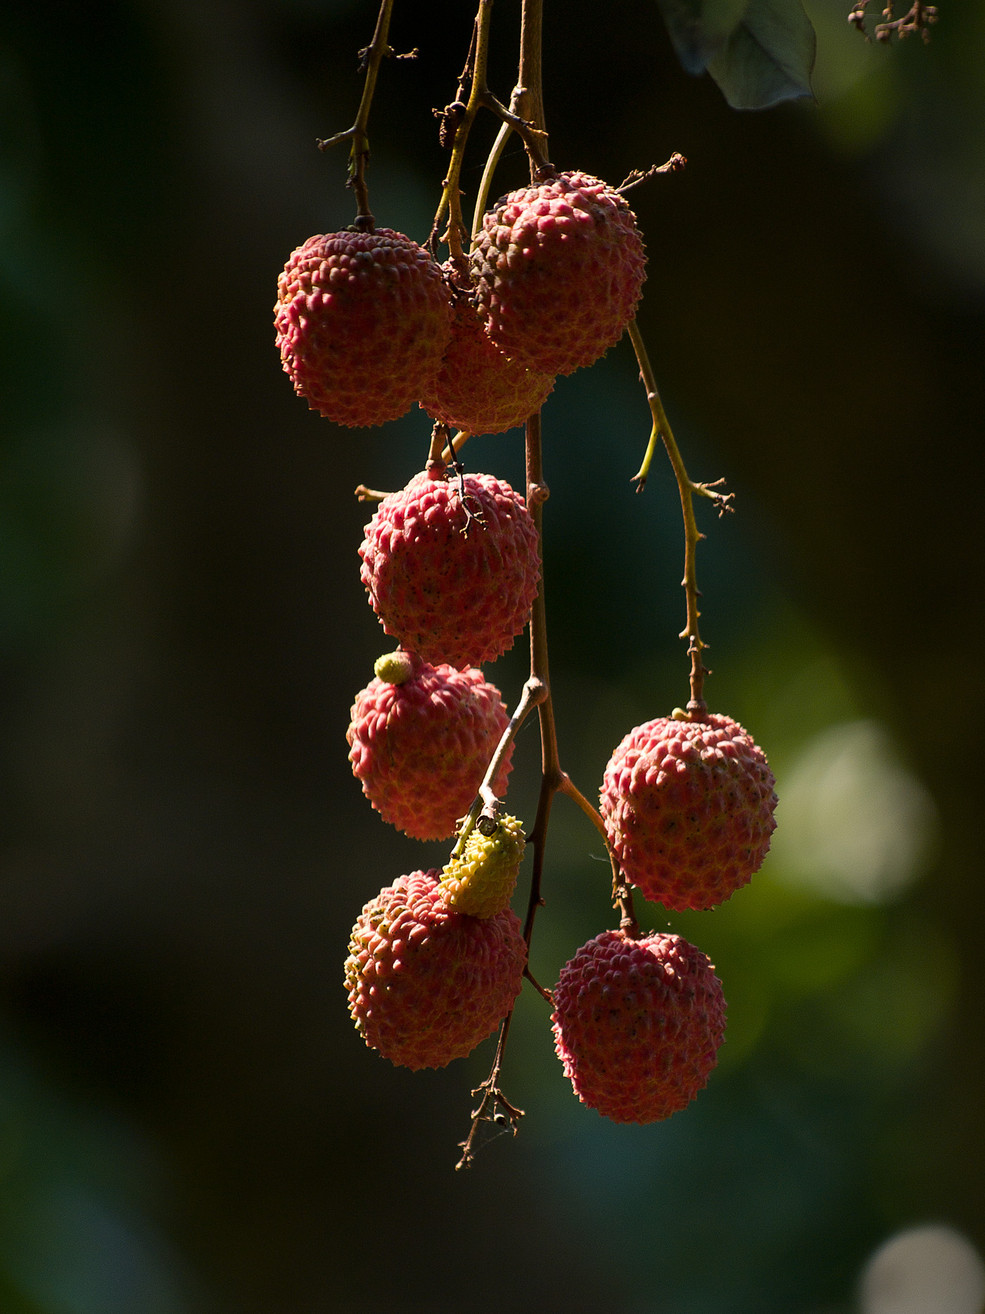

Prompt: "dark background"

[1,2,983,1311]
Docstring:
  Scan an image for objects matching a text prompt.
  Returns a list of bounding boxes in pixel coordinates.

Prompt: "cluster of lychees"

[342,462,540,1070]
[273,170,644,433]
[275,145,777,1140]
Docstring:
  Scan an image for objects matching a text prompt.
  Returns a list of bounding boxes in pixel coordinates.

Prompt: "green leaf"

[655,0,751,75]
[654,0,816,109]
[706,0,817,109]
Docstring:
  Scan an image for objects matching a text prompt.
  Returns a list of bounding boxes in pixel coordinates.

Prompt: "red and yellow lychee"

[345,869,527,1070]
[358,468,541,668]
[551,928,726,1123]
[471,170,646,377]
[274,228,451,427]
[599,712,777,911]
[347,650,513,842]
[419,264,555,435]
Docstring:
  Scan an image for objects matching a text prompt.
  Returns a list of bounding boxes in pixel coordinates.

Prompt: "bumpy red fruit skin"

[358,470,541,667]
[471,171,646,377]
[274,228,452,427]
[419,265,555,435]
[347,653,513,841]
[551,929,726,1124]
[345,870,527,1070]
[599,713,777,911]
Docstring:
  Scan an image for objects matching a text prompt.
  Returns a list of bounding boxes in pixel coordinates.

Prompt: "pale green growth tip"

[374,650,415,685]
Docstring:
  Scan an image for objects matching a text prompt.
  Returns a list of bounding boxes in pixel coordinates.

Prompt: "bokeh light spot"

[770,719,939,905]
[860,1224,985,1314]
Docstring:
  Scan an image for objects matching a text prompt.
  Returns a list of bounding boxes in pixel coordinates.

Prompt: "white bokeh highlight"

[860,1224,985,1314]
[770,719,938,904]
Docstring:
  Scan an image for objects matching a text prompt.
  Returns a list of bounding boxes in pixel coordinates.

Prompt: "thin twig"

[451,676,548,858]
[617,153,687,194]
[315,0,397,228]
[627,318,733,713]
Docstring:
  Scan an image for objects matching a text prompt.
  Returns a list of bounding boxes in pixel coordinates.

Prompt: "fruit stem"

[425,422,452,477]
[431,0,495,262]
[523,412,571,945]
[451,675,548,859]
[471,122,511,241]
[433,0,552,259]
[616,154,688,195]
[627,317,734,714]
[467,0,553,237]
[515,0,548,152]
[456,7,563,1168]
[315,0,398,228]
[454,1013,525,1171]
[457,407,554,1170]
[557,775,638,934]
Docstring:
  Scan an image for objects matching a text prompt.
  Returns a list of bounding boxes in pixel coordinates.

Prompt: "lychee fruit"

[438,812,526,919]
[551,929,726,1124]
[599,712,777,911]
[345,869,527,1070]
[470,170,646,377]
[419,265,555,435]
[346,650,514,841]
[358,468,541,667]
[274,228,452,427]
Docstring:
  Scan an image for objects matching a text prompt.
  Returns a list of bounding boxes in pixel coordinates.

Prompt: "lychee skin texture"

[439,813,526,919]
[345,870,527,1070]
[358,469,541,668]
[347,652,513,842]
[599,713,777,912]
[419,265,555,436]
[471,171,646,377]
[551,929,726,1124]
[274,228,452,427]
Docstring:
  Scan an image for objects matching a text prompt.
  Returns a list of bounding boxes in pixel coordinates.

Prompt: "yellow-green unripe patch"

[439,814,526,918]
[373,649,415,685]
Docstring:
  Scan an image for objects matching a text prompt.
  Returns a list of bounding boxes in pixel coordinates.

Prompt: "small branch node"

[612,874,639,937]
[476,792,502,834]
[315,129,352,152]
[455,1079,525,1171]
[692,477,735,517]
[354,484,391,502]
[617,153,688,193]
[524,675,550,707]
